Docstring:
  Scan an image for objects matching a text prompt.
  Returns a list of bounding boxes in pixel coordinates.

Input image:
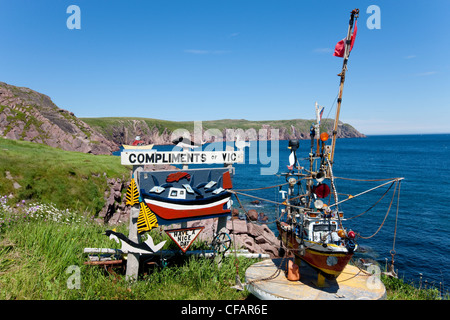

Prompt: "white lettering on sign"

[165,227,204,253]
[121,151,244,165]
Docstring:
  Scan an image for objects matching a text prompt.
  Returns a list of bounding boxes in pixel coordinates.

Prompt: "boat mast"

[330,9,359,165]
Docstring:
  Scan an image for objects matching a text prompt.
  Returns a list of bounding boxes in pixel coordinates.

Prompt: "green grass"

[80,117,196,136]
[0,203,445,300]
[0,138,129,215]
[0,211,255,300]
[0,137,255,300]
[381,274,446,300]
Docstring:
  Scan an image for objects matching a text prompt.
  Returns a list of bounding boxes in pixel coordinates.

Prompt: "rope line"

[232,182,290,192]
[328,178,403,208]
[334,176,401,182]
[228,178,403,217]
[390,180,402,267]
[356,180,399,240]
[345,181,395,220]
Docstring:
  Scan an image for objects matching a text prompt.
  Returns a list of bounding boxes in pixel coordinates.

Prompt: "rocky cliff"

[82,117,365,147]
[0,81,365,154]
[186,213,281,258]
[0,82,116,154]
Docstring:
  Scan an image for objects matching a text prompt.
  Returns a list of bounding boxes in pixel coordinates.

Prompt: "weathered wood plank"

[84,260,123,266]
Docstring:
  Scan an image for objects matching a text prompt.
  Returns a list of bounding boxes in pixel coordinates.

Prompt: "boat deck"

[245,258,386,300]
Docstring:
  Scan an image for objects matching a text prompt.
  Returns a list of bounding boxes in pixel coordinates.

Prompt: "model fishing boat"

[122,135,154,150]
[276,126,357,279]
[276,9,360,281]
[138,168,234,225]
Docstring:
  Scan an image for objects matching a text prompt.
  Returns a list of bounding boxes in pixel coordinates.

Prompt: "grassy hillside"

[0,137,255,300]
[0,137,129,215]
[81,116,364,147]
[202,118,314,131]
[81,117,326,134]
[80,117,196,135]
[0,212,255,299]
[0,82,116,155]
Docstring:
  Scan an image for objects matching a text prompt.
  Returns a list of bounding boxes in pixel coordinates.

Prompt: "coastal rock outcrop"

[0,81,364,155]
[98,177,129,225]
[84,118,365,147]
[187,217,281,258]
[0,82,117,154]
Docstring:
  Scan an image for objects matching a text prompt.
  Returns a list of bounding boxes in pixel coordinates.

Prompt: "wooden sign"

[121,150,244,165]
[164,227,204,253]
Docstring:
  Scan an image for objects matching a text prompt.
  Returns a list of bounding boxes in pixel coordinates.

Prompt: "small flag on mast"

[333,19,358,58]
[315,103,325,124]
[333,40,345,58]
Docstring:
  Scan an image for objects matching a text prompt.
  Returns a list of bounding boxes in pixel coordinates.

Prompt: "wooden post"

[126,165,143,282]
[217,144,234,235]
[182,146,189,170]
[181,146,189,229]
[214,145,234,266]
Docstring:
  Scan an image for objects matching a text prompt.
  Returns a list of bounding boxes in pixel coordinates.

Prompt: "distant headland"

[0,81,365,154]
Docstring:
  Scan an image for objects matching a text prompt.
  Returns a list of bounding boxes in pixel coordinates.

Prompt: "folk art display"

[90,9,403,292]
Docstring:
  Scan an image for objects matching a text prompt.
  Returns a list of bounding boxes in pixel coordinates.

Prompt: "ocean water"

[151,134,450,291]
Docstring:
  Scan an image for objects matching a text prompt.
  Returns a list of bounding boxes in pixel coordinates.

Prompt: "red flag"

[333,20,357,58]
[333,39,345,57]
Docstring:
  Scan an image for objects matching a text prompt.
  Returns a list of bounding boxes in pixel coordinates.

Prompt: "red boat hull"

[143,195,231,223]
[299,247,354,279]
[277,223,353,279]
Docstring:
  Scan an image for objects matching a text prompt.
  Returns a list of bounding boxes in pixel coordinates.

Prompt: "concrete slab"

[245,258,386,300]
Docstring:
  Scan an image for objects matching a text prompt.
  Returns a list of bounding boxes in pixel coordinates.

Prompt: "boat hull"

[300,243,354,279]
[143,193,231,224]
[122,144,154,150]
[277,222,354,279]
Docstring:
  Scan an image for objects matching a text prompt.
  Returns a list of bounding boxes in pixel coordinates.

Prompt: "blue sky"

[0,0,449,134]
